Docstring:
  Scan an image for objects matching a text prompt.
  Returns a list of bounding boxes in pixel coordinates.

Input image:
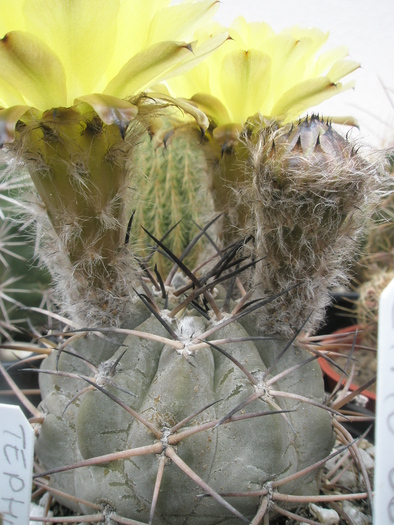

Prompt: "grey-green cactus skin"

[36,303,333,524]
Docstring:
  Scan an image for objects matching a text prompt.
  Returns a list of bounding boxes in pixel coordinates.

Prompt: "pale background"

[209,0,394,148]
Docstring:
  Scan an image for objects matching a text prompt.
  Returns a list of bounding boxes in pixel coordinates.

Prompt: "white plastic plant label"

[375,278,394,524]
[0,403,34,525]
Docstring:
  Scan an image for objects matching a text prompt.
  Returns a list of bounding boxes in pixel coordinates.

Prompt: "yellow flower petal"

[147,0,219,44]
[0,0,224,133]
[314,45,349,76]
[258,34,316,109]
[149,91,210,130]
[327,58,360,83]
[172,31,229,78]
[220,49,271,124]
[0,0,25,35]
[100,0,220,95]
[22,0,120,103]
[151,25,229,95]
[0,105,34,145]
[0,31,67,109]
[271,78,339,118]
[231,17,275,49]
[107,0,164,80]
[104,41,194,100]
[0,75,27,107]
[166,17,358,126]
[190,93,230,127]
[0,0,225,142]
[160,58,211,102]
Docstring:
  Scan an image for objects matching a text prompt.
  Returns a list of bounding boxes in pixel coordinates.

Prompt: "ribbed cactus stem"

[132,121,215,273]
[10,106,142,326]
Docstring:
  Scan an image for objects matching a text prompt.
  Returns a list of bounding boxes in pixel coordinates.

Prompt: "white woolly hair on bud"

[241,116,389,337]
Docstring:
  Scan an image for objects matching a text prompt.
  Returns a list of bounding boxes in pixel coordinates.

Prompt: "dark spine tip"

[124,211,135,246]
[116,120,129,140]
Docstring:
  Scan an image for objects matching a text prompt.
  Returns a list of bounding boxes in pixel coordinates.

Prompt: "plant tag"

[0,403,34,525]
[375,278,394,524]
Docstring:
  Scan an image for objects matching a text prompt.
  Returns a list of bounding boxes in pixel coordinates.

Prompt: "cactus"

[29,113,382,522]
[0,2,385,523]
[0,167,52,341]
[0,216,52,339]
[356,268,394,347]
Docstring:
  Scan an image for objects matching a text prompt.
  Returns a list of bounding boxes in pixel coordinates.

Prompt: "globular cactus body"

[36,287,333,524]
[32,115,384,523]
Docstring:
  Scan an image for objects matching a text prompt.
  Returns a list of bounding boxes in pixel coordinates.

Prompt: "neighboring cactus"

[0,216,52,338]
[0,167,52,340]
[357,166,394,279]
[356,268,394,347]
[348,146,394,348]
[366,191,394,259]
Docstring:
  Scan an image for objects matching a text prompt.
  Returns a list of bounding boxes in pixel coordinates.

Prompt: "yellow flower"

[165,17,360,133]
[0,0,225,144]
[0,0,228,325]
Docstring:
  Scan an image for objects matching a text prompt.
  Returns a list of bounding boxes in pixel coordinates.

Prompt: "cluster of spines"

[0,163,53,342]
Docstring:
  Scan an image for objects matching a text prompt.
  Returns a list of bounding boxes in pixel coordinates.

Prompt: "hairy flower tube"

[0,0,226,326]
[246,116,385,337]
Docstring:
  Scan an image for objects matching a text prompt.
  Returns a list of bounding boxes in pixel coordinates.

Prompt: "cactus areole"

[36,256,334,524]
